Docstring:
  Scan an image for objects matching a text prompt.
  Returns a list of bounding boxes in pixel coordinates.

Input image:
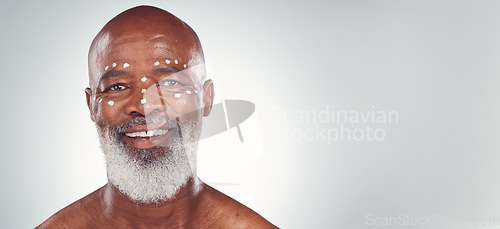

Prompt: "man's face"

[85,30,213,203]
[87,32,209,160]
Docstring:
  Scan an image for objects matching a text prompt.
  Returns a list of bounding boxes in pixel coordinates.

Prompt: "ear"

[202,79,214,117]
[85,87,96,122]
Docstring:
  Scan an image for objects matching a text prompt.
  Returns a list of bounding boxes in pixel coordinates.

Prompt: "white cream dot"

[141,77,147,82]
[99,98,103,103]
[186,90,191,94]
[105,66,109,71]
[194,90,198,94]
[154,61,160,66]
[183,64,187,68]
[112,63,117,67]
[141,89,147,93]
[174,93,181,98]
[165,59,171,64]
[174,59,178,64]
[108,100,114,106]
[123,63,130,68]
[141,98,147,104]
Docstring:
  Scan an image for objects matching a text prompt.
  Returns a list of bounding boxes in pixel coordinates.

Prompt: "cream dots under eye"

[123,63,130,68]
[140,98,147,104]
[108,100,114,106]
[141,89,147,93]
[141,77,148,82]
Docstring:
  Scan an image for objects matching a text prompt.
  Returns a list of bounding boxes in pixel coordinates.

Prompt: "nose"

[123,84,166,117]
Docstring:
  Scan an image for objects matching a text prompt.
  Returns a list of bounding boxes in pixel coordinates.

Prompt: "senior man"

[38,5,276,228]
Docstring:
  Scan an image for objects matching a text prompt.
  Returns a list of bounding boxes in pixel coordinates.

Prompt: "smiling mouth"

[121,124,176,150]
[124,129,169,138]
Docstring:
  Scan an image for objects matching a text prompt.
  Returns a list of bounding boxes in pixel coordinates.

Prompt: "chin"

[96,121,199,203]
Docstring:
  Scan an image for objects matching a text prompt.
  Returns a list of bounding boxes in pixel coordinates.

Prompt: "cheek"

[165,91,202,116]
[92,94,125,125]
[151,82,202,115]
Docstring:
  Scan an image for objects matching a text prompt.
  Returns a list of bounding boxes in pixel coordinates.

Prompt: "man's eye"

[161,80,179,87]
[109,84,127,91]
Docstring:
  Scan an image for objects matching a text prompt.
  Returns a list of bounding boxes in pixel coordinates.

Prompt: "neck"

[101,177,204,227]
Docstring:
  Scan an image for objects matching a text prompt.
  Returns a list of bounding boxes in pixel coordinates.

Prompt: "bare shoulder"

[201,184,278,229]
[36,187,105,229]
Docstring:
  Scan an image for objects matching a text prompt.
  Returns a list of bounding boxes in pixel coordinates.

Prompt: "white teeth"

[125,129,168,138]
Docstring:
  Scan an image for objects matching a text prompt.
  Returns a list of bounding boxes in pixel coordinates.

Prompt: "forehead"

[104,34,190,62]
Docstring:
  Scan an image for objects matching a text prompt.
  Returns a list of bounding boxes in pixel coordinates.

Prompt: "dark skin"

[37,6,276,229]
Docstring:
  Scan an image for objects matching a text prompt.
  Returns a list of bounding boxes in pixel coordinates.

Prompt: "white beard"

[97,121,198,204]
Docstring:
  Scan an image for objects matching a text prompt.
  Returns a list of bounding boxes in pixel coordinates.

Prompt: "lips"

[122,124,174,149]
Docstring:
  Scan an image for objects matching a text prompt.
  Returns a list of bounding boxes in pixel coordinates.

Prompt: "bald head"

[88,6,206,89]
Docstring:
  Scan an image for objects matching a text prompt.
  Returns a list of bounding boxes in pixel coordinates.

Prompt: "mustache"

[111,112,180,134]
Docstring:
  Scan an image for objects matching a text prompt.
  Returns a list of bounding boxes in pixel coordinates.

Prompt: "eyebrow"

[153,66,183,75]
[99,70,128,83]
[97,66,186,86]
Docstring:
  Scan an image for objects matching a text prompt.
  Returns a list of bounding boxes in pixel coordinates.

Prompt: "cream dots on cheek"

[94,96,112,107]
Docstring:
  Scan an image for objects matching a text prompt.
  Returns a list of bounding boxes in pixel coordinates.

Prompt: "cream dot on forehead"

[154,61,160,66]
[186,90,191,94]
[174,93,181,98]
[112,63,117,67]
[141,98,147,104]
[141,89,147,93]
[123,63,130,68]
[141,77,147,82]
[108,100,114,106]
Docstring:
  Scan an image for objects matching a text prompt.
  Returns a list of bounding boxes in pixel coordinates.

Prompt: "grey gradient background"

[2,0,500,228]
